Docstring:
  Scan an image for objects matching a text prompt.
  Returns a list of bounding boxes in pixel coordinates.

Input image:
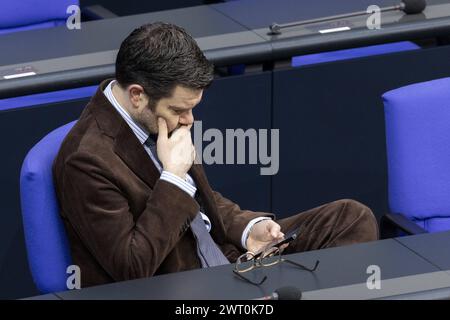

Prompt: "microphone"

[254,286,303,300]
[269,0,427,35]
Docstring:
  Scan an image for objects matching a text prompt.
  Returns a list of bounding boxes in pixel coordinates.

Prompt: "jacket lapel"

[113,121,161,189]
[89,80,160,189]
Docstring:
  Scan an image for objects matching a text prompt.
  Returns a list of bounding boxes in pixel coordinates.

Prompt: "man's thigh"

[276,199,378,253]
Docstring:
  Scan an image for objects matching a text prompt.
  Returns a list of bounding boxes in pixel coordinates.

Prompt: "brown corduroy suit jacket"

[53,80,272,287]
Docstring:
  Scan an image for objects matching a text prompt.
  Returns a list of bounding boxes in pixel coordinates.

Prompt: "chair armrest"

[82,5,118,20]
[380,213,427,238]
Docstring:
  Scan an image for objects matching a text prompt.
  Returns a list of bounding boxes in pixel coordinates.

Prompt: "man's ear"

[128,84,145,108]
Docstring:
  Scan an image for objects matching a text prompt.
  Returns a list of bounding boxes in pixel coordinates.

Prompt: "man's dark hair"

[115,22,214,108]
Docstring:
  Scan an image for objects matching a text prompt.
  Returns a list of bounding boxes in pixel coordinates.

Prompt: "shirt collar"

[103,80,149,145]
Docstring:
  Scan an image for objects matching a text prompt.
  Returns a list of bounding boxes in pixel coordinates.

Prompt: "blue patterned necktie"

[145,136,229,267]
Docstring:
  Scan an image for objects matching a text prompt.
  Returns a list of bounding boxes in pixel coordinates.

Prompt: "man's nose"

[179,110,194,125]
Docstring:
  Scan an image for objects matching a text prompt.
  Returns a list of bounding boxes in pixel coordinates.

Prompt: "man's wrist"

[160,171,196,197]
[164,168,187,180]
[242,217,272,249]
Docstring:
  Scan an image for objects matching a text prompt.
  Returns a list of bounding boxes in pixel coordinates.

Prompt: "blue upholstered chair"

[226,41,420,75]
[292,41,420,67]
[0,0,79,35]
[381,77,450,237]
[20,121,76,293]
[0,86,98,112]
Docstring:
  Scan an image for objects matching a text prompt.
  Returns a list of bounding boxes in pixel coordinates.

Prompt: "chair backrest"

[292,41,419,67]
[0,0,79,35]
[20,121,76,293]
[382,77,450,232]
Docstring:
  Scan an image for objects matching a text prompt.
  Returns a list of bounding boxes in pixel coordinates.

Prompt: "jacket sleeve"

[213,191,275,250]
[57,151,199,281]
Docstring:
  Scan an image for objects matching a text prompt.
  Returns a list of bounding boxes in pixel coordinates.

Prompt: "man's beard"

[134,113,158,136]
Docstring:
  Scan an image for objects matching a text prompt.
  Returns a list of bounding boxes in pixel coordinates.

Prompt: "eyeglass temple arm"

[284,259,320,272]
[233,270,267,286]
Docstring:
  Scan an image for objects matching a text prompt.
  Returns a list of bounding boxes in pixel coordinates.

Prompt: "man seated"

[53,22,378,288]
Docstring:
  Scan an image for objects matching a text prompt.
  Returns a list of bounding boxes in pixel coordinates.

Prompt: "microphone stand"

[268,4,404,35]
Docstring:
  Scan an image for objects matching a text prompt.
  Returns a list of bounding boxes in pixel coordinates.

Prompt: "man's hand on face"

[157,117,196,180]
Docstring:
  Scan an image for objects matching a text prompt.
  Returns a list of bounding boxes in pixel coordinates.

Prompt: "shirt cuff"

[241,217,272,250]
[160,171,197,198]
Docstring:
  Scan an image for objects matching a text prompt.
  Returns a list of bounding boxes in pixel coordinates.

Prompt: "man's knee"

[334,199,378,240]
[335,199,373,215]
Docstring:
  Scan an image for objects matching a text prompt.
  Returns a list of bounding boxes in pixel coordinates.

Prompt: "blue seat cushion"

[0,86,97,111]
[414,218,450,233]
[292,41,420,67]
